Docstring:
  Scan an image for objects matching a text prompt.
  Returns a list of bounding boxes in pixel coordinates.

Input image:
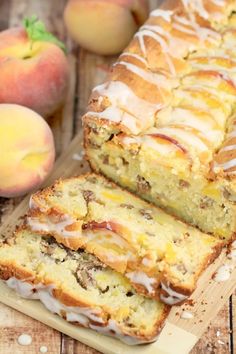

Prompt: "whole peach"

[0,104,55,198]
[64,0,149,55]
[0,27,69,117]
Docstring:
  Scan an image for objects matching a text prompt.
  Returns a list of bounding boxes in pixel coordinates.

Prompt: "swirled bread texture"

[27,174,223,304]
[0,227,169,345]
[83,0,236,240]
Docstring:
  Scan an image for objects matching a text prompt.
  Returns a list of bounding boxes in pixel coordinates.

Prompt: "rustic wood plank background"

[0,0,234,353]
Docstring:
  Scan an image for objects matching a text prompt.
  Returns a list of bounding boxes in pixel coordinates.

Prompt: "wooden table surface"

[0,1,235,353]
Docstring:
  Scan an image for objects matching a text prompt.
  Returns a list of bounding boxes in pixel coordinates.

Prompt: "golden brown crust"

[0,262,34,281]
[159,239,224,302]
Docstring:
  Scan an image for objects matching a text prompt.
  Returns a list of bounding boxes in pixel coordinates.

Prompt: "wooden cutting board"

[0,131,235,354]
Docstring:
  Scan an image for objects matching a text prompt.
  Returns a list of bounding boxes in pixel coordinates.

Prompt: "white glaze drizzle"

[86,106,122,123]
[181,310,194,319]
[141,24,169,38]
[160,282,188,305]
[220,145,236,152]
[88,81,163,134]
[90,319,156,345]
[228,249,236,260]
[211,0,224,6]
[6,277,151,345]
[119,135,141,145]
[214,158,236,171]
[172,23,197,36]
[213,264,232,281]
[126,271,156,294]
[228,241,236,260]
[120,52,147,66]
[18,334,32,346]
[72,151,85,161]
[181,0,209,19]
[27,215,80,238]
[218,339,225,345]
[174,15,196,27]
[213,242,236,281]
[135,25,176,76]
[66,312,90,326]
[150,9,173,22]
[142,257,153,267]
[29,194,37,209]
[7,277,41,299]
[137,28,168,55]
[173,14,220,43]
[39,346,48,353]
[227,130,236,139]
[113,61,171,89]
[6,277,103,324]
[140,24,176,76]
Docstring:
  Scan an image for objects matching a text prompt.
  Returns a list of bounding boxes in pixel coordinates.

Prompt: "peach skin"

[0,18,69,117]
[64,0,149,55]
[0,104,55,198]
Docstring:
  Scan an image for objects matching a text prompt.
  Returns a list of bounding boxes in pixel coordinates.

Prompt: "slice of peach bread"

[0,227,169,345]
[27,173,223,304]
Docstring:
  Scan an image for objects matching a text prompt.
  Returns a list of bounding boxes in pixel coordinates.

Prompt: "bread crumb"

[181,310,194,319]
[218,340,225,345]
[72,151,85,161]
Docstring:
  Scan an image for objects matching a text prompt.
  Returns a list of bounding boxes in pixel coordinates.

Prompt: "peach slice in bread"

[182,70,236,98]
[138,133,191,172]
[27,173,223,304]
[173,86,232,125]
[211,116,236,176]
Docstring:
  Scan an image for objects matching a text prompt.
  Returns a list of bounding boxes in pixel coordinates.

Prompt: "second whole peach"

[64,0,149,55]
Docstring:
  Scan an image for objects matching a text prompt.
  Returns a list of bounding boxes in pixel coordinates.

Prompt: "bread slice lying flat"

[27,173,223,304]
[0,227,169,344]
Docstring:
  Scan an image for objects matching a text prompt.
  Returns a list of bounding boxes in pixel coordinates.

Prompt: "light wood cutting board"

[0,132,236,354]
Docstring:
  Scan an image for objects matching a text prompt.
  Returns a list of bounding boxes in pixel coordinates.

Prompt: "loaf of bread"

[27,173,223,304]
[0,227,169,344]
[83,0,236,241]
